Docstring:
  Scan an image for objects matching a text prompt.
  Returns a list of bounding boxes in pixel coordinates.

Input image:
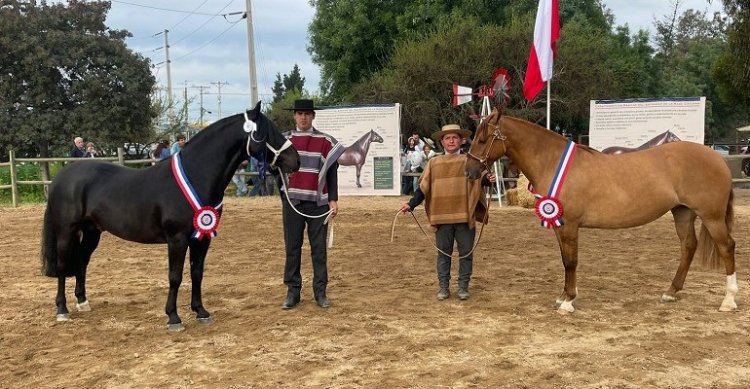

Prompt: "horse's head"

[370,130,384,143]
[244,102,300,174]
[465,108,507,180]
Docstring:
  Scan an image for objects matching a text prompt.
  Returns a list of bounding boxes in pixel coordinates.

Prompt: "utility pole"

[193,85,211,126]
[163,30,174,121]
[183,81,189,135]
[211,81,229,119]
[244,0,259,107]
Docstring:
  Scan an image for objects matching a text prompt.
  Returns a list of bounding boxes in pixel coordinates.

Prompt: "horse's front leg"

[165,239,189,332]
[188,239,213,324]
[355,164,363,188]
[553,226,579,315]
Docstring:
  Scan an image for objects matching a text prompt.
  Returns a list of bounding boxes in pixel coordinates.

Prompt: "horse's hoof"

[196,316,214,325]
[719,302,738,312]
[557,300,575,315]
[660,294,678,303]
[56,313,70,322]
[167,323,185,332]
[76,300,91,312]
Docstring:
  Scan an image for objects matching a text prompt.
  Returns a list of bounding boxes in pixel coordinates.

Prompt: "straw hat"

[431,124,472,143]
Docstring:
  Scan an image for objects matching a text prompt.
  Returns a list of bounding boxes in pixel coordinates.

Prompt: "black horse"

[40,102,300,331]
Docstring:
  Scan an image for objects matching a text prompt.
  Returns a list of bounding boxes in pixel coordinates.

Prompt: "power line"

[110,0,226,16]
[167,0,209,31]
[171,0,235,46]
[171,19,243,62]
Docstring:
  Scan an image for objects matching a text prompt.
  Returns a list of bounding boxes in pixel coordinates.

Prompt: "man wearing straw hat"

[399,124,495,301]
[279,99,345,310]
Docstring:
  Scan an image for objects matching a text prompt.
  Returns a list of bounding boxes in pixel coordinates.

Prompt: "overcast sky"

[104,0,723,123]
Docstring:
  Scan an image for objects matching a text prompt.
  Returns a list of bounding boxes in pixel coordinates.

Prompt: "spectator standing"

[70,137,85,158]
[232,160,249,196]
[84,142,98,158]
[171,134,186,155]
[152,140,171,161]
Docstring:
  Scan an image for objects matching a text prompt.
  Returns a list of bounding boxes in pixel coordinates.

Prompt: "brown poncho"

[419,154,488,229]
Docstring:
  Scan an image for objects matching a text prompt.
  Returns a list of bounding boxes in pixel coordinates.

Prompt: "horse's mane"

[500,115,601,156]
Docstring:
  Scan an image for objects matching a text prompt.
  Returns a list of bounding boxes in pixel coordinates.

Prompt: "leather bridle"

[467,121,507,171]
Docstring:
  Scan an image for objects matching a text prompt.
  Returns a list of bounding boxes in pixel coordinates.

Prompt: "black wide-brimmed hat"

[285,99,319,111]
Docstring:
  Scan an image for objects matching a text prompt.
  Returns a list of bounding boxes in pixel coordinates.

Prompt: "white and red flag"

[523,0,560,101]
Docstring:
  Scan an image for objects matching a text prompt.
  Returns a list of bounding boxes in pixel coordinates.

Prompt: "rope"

[391,186,493,260]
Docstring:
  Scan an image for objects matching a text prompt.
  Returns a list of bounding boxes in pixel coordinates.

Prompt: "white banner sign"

[589,97,705,151]
[313,104,401,196]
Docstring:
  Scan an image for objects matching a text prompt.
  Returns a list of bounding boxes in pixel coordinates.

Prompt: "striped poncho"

[419,153,488,229]
[285,128,345,206]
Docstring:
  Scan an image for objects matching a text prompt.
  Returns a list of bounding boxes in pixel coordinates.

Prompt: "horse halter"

[467,121,506,171]
[243,112,294,167]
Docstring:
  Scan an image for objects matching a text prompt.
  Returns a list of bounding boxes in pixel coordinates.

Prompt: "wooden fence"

[2,150,750,207]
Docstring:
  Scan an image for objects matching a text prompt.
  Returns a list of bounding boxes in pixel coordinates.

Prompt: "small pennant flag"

[452,84,473,107]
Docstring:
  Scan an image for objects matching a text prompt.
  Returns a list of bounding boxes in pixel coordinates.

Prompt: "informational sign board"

[588,97,705,150]
[313,104,401,196]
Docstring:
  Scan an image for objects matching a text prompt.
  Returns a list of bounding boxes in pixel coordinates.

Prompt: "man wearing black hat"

[279,99,345,310]
[398,124,495,301]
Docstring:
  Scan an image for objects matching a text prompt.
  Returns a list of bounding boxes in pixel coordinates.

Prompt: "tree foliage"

[714,0,750,107]
[0,0,156,159]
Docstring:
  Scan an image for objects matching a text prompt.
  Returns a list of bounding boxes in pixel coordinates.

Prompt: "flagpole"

[546,80,551,130]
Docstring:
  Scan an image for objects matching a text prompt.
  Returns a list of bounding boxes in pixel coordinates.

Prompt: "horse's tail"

[41,206,58,277]
[698,190,734,270]
[40,206,81,277]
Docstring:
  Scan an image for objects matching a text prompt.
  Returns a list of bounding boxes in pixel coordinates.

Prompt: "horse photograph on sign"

[337,129,384,188]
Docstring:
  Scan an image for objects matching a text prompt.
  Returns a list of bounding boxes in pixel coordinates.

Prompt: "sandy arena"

[2,192,750,388]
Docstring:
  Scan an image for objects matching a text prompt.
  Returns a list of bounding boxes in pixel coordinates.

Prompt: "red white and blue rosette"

[535,195,564,228]
[172,152,223,240]
[529,140,577,229]
[193,206,221,240]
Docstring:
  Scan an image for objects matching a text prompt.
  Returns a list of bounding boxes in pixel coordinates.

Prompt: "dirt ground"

[3,191,750,389]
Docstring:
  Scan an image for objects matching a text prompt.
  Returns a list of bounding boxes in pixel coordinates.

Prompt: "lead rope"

[390,185,493,259]
[279,173,336,247]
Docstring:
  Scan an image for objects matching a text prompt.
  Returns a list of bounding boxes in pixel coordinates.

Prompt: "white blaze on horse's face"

[294,110,315,131]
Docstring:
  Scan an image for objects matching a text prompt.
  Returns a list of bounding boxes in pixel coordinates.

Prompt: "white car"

[711,145,730,155]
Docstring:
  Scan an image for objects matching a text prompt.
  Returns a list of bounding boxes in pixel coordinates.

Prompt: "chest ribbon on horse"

[171,152,224,240]
[529,140,577,229]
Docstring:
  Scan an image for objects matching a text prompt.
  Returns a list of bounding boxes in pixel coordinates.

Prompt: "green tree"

[652,6,749,141]
[271,64,306,103]
[714,0,750,107]
[0,0,156,161]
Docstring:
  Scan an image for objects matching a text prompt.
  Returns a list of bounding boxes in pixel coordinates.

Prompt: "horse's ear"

[246,101,262,121]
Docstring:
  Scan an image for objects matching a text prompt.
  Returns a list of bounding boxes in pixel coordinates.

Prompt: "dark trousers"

[435,223,475,288]
[282,199,329,297]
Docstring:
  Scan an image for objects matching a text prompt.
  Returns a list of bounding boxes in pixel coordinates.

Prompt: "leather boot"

[282,291,300,310]
[437,281,450,300]
[457,282,470,300]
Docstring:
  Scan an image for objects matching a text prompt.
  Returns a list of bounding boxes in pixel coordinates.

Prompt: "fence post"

[117,147,125,165]
[9,150,18,207]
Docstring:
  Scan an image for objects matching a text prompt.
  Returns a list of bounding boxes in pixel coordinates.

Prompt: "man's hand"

[399,203,411,213]
[486,172,497,183]
[329,200,339,218]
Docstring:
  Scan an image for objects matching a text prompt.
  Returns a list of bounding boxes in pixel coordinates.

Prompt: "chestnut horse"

[465,108,736,314]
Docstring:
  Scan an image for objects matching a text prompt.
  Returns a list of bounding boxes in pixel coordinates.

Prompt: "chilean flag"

[523,0,560,101]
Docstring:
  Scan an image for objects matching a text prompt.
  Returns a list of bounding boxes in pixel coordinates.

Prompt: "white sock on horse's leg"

[719,272,738,312]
